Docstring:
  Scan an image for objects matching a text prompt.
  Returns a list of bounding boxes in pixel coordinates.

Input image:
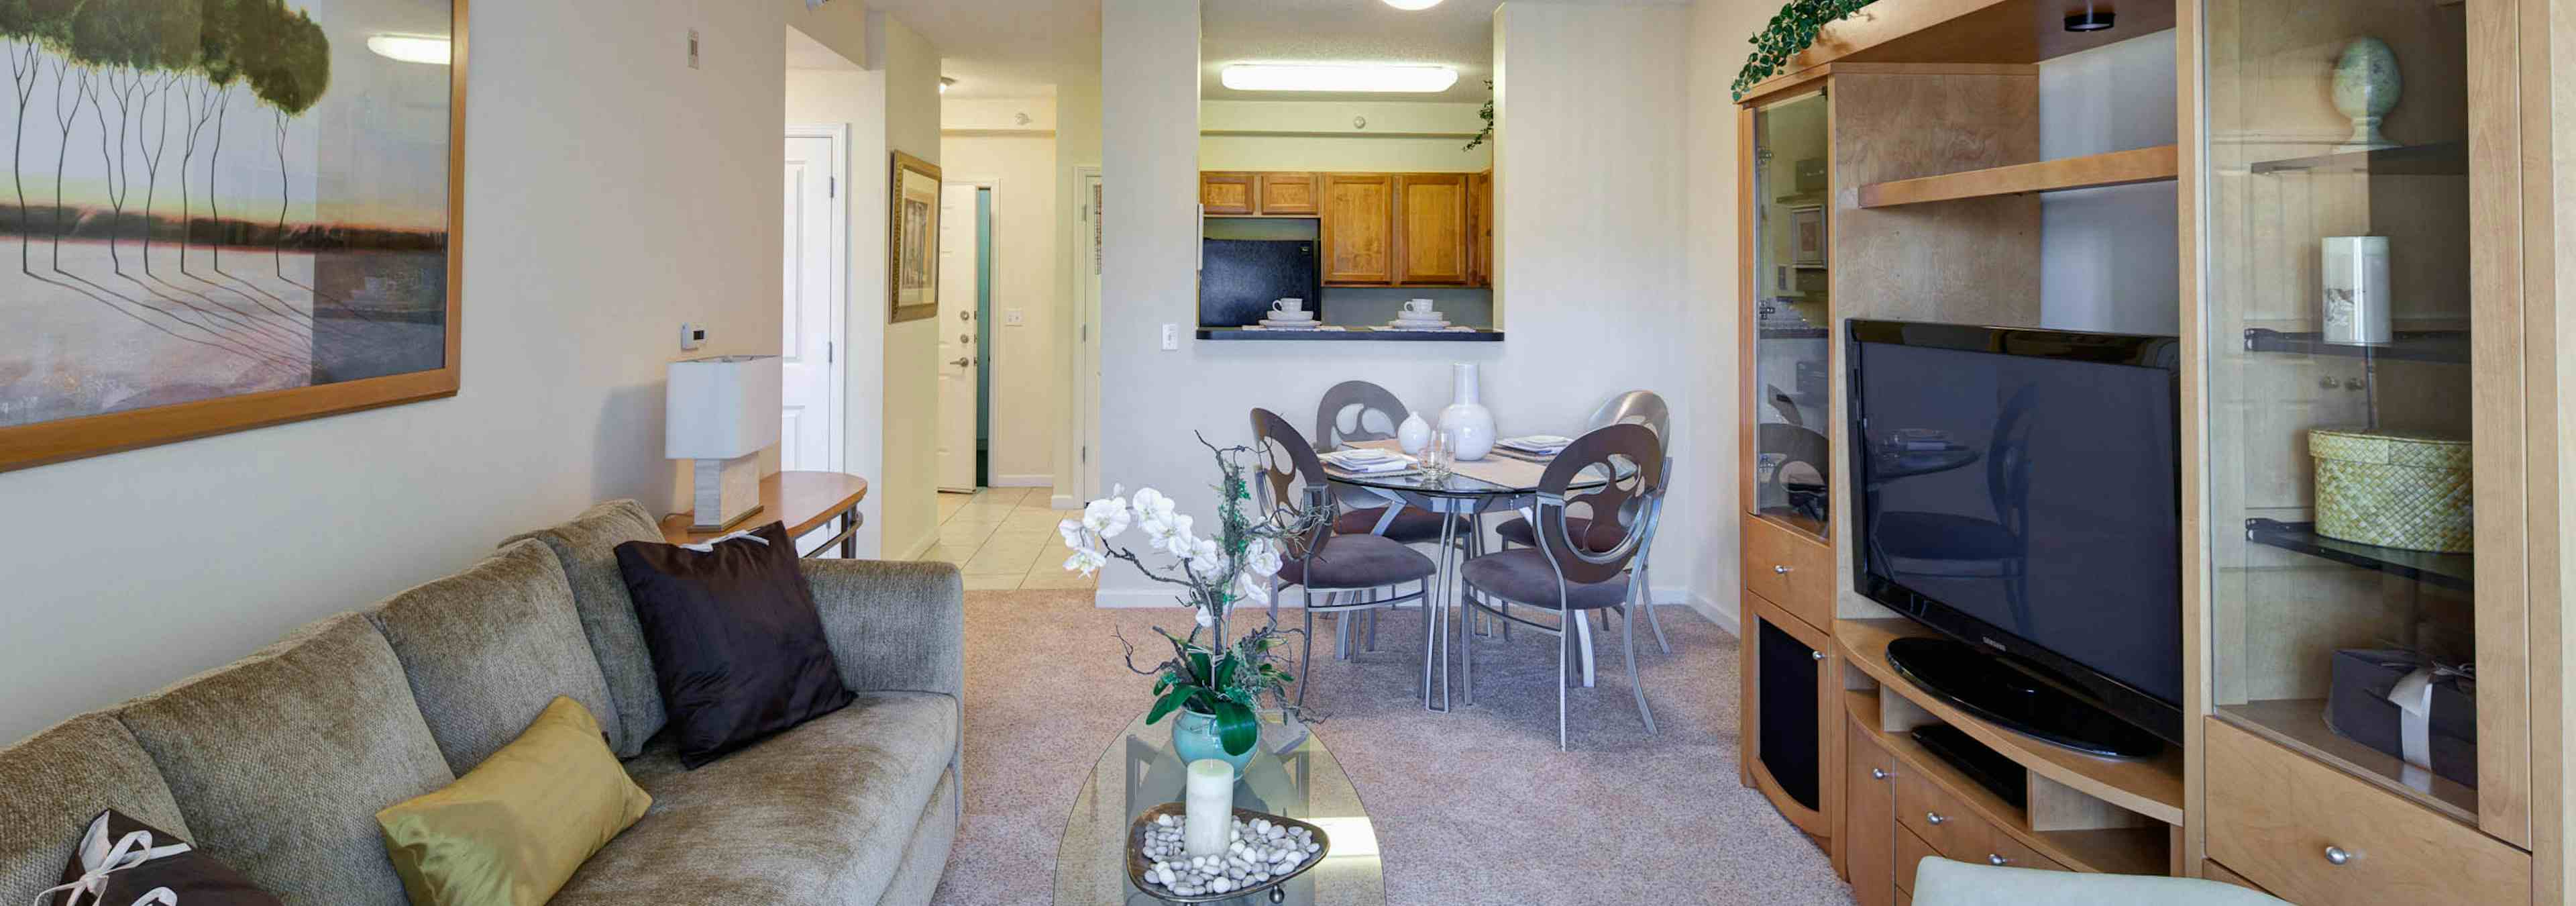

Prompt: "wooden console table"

[661,471,868,558]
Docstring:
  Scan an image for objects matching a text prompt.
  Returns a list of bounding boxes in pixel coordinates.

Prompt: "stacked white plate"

[1260,309,1320,329]
[1318,448,1415,474]
[1388,309,1449,330]
[1258,319,1324,329]
[1497,434,1574,458]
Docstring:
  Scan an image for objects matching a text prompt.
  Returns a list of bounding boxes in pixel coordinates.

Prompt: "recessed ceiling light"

[366,34,450,66]
[2064,2,2114,31]
[1382,0,1445,9]
[1220,64,1459,93]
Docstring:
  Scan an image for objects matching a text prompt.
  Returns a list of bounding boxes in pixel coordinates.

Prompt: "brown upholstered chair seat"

[1460,548,1631,610]
[1491,515,1629,551]
[1336,506,1469,544]
[1279,534,1438,590]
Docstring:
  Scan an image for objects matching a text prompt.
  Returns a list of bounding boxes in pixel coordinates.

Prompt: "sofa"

[0,501,965,905]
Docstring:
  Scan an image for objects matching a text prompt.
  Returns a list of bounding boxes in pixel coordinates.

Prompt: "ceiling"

[858,0,1099,99]
[786,26,861,71]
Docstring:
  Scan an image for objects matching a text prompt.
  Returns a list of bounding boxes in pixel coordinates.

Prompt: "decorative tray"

[1125,803,1329,903]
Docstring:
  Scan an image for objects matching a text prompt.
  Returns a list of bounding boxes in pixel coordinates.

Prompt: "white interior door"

[936,183,981,492]
[781,132,843,473]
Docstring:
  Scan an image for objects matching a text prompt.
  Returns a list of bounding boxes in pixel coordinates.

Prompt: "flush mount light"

[1220,64,1459,93]
[366,34,451,65]
[1381,0,1446,9]
[940,77,957,94]
[2064,2,2114,32]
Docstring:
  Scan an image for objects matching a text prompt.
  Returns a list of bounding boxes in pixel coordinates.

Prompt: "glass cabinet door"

[2201,0,2489,824]
[1750,90,1832,538]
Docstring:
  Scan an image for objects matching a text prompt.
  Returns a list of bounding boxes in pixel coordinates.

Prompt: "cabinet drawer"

[1742,514,1833,629]
[1894,769,1988,858]
[2204,718,2528,906]
[1895,824,1935,893]
[1980,830,2067,873]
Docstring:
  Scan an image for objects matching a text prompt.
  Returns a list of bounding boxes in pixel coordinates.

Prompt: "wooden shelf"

[1847,691,2171,876]
[1740,0,2178,100]
[1836,619,2187,825]
[1857,146,2178,209]
[2214,700,2480,827]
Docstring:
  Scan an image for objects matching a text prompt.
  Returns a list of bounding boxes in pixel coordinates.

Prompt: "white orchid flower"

[1243,540,1283,578]
[1058,517,1088,550]
[1064,546,1108,576]
[1081,496,1132,539]
[1184,536,1224,578]
[1131,487,1177,525]
[1235,570,1271,606]
[1194,607,1215,628]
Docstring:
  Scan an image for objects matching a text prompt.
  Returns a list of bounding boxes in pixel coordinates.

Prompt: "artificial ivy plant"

[1731,0,1881,100]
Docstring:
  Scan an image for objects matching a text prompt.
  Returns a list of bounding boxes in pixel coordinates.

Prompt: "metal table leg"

[839,506,859,559]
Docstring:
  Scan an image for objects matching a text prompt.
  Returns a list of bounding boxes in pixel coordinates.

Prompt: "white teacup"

[1403,298,1437,317]
[1272,298,1305,315]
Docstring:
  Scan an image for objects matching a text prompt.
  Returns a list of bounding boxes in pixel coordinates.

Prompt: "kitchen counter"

[1196,327,1505,342]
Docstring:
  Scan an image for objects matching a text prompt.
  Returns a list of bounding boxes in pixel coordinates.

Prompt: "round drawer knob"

[1925,812,1947,825]
[2324,846,2355,866]
[1870,768,1891,781]
[1986,854,2010,867]
[1774,564,1791,574]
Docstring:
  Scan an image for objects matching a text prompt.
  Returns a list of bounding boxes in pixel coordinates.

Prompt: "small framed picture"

[1790,207,1827,266]
[890,151,943,323]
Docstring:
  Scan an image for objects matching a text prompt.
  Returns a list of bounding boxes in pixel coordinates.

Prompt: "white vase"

[1397,411,1432,455]
[1437,362,1496,461]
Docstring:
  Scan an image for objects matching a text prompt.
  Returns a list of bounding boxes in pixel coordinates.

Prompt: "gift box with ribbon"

[2324,648,2477,790]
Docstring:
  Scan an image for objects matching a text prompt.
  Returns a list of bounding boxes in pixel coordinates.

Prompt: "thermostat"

[680,323,708,350]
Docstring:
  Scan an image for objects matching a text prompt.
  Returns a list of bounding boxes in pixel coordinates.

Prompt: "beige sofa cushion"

[547,691,958,905]
[0,713,197,905]
[119,613,455,905]
[503,500,670,758]
[370,539,623,774]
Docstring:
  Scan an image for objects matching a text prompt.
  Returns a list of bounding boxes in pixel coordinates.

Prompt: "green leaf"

[1212,699,1260,756]
[1145,687,1193,725]
[1188,650,1213,685]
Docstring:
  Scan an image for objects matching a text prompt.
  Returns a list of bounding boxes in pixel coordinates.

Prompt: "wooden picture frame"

[0,0,468,474]
[890,151,942,323]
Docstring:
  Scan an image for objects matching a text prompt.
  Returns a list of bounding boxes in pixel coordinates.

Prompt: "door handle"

[951,357,973,367]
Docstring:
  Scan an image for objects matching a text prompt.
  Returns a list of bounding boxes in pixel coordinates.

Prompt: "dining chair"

[1911,858,2287,906]
[1495,389,1674,653]
[1864,385,2039,631]
[1250,408,1441,712]
[1458,423,1668,750]
[1312,379,1470,546]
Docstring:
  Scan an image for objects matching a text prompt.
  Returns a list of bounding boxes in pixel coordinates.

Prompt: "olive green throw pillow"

[376,697,650,906]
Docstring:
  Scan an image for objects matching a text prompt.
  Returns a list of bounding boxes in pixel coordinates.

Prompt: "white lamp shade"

[665,355,783,460]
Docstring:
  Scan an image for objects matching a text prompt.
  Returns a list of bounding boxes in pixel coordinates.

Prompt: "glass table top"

[1052,711,1384,906]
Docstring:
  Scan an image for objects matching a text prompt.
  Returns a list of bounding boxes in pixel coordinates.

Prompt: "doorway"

[782,126,847,474]
[936,181,992,493]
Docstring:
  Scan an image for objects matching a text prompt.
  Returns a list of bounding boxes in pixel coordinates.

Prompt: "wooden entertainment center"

[1732,1,2568,904]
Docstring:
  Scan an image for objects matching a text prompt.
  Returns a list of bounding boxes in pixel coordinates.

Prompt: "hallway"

[916,487,1098,591]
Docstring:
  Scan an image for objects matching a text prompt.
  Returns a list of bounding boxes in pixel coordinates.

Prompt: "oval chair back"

[1315,381,1411,451]
[1531,423,1667,587]
[1589,390,1672,443]
[1250,407,1337,556]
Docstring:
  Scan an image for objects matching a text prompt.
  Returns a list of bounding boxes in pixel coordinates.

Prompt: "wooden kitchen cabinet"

[1467,170,1493,287]
[1395,173,1470,285]
[1199,172,1255,215]
[1320,173,1394,285]
[1256,172,1320,215]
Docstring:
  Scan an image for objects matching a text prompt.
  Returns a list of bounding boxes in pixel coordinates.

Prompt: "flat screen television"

[1845,319,2184,754]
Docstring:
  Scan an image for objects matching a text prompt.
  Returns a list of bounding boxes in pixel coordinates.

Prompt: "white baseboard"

[1050,493,1079,511]
[1095,584,1737,640]
[1683,589,1741,638]
[1093,587,1184,609]
[894,533,938,563]
[991,474,1053,488]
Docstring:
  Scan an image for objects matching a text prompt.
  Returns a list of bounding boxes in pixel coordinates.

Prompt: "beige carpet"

[930,589,1856,905]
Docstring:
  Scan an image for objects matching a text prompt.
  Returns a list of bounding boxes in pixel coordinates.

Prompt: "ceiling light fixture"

[1220,64,1459,94]
[366,34,451,66]
[1381,0,1446,9]
[2064,2,2114,32]
[939,77,956,94]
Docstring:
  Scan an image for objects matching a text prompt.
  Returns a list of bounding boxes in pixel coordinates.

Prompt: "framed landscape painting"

[0,0,466,472]
[890,151,939,323]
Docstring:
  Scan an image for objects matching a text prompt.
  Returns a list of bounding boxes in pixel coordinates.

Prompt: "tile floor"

[916,487,1097,591]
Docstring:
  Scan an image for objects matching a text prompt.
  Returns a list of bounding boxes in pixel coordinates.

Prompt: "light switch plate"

[687,29,700,69]
[1161,323,1180,350]
[1005,309,1025,326]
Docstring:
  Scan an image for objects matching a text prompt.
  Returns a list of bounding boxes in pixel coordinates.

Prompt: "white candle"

[1183,758,1234,859]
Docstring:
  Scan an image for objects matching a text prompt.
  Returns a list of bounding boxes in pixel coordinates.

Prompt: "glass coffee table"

[1053,710,1383,905]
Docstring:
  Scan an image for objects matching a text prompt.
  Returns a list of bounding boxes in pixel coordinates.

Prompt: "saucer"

[1258,319,1324,329]
[1266,311,1313,321]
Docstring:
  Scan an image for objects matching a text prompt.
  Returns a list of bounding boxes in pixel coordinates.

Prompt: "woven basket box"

[2310,428,2473,553]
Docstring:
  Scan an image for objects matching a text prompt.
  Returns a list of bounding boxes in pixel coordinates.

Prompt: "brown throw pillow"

[614,521,855,768]
[42,809,280,905]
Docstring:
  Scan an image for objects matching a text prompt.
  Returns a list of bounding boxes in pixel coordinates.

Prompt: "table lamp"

[667,354,783,531]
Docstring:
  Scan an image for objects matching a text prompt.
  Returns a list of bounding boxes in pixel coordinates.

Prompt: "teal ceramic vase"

[1171,706,1255,778]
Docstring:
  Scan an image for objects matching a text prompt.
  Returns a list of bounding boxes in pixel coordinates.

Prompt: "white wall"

[1055,74,1103,507]
[788,62,891,557]
[0,0,792,741]
[875,12,945,559]
[1199,100,1492,172]
[942,104,1060,487]
[2039,30,2180,335]
[1097,0,1710,611]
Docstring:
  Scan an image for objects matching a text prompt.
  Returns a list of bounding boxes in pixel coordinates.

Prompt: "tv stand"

[1884,636,2166,759]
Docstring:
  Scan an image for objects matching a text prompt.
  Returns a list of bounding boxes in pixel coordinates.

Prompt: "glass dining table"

[1318,439,1616,712]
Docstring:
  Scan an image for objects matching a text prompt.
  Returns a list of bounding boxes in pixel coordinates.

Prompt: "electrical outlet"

[687,29,700,69]
[1004,309,1025,326]
[1161,323,1180,351]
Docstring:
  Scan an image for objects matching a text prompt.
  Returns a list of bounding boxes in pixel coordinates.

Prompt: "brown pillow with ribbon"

[40,809,280,906]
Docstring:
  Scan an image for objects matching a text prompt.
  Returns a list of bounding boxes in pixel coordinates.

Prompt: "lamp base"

[690,454,765,532]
